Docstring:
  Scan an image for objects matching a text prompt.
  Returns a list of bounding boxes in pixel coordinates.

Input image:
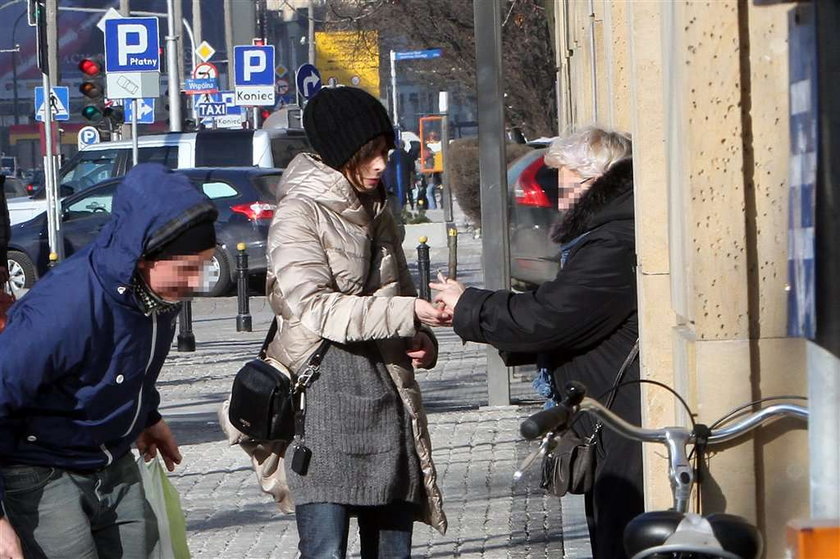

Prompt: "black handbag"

[228,319,330,442]
[541,339,639,497]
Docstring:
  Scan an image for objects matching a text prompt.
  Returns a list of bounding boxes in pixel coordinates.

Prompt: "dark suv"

[6,167,283,296]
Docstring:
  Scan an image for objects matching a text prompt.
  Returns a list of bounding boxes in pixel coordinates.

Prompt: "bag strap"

[294,337,332,442]
[604,338,640,411]
[588,338,639,442]
[258,318,278,360]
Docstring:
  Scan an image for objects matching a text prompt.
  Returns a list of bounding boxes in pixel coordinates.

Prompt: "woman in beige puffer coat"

[265,87,448,558]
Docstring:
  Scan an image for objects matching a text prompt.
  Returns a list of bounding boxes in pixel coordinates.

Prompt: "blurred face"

[138,248,215,302]
[558,167,595,211]
[343,136,389,192]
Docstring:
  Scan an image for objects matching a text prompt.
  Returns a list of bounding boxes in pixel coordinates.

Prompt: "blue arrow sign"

[34,86,70,121]
[124,98,155,124]
[104,17,160,73]
[234,45,275,86]
[295,63,322,101]
[394,49,443,61]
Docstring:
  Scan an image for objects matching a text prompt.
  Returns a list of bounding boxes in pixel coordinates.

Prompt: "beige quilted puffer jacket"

[264,153,447,535]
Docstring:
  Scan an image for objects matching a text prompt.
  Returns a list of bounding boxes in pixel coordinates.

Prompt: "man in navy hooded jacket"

[0,164,217,558]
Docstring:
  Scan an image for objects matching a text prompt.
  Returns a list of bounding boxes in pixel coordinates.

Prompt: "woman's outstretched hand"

[415,298,451,326]
[429,272,465,316]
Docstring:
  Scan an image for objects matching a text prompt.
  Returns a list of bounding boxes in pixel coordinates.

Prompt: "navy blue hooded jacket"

[0,164,216,504]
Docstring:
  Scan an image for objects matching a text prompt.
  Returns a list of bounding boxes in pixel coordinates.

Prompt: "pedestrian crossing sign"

[34,86,70,122]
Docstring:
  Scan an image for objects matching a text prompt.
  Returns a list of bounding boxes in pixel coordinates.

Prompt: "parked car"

[3,175,29,199]
[6,127,309,225]
[508,147,562,289]
[5,167,282,296]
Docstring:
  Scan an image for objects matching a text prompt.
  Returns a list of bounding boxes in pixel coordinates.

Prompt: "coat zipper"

[120,310,158,439]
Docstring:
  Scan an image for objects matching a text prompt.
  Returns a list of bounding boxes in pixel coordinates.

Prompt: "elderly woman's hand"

[429,272,465,316]
[414,298,451,326]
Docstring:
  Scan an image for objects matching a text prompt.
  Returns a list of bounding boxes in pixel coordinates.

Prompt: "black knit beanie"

[303,87,395,170]
[145,219,216,261]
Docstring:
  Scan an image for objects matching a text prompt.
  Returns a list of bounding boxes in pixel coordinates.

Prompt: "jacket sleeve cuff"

[144,410,162,429]
[452,287,494,343]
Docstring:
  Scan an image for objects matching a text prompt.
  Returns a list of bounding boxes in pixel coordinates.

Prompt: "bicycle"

[516,380,809,559]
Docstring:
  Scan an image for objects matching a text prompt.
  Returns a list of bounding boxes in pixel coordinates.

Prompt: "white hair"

[544,127,632,179]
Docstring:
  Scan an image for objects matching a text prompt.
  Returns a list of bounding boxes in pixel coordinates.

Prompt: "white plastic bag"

[137,454,191,559]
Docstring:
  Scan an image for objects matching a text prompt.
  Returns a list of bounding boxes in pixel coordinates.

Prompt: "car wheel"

[7,251,37,290]
[204,247,233,297]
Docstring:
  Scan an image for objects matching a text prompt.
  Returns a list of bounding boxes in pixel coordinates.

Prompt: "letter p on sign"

[117,24,148,66]
[244,51,266,82]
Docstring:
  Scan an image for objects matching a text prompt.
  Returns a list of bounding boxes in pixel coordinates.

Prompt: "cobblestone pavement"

[156,214,592,557]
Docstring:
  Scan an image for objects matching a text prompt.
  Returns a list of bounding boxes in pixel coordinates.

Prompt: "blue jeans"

[0,452,156,559]
[295,501,416,558]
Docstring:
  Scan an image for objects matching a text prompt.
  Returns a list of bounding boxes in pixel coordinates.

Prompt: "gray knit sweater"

[285,340,423,507]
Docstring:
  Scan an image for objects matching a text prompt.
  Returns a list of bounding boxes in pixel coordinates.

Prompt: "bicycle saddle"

[624,511,763,559]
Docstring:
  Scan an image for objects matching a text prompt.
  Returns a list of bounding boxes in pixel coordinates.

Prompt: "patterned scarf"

[131,274,181,315]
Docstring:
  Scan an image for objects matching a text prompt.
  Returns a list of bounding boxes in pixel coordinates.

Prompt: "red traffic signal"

[78,58,101,77]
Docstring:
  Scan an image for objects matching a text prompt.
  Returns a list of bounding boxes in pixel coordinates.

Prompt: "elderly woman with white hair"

[429,127,641,559]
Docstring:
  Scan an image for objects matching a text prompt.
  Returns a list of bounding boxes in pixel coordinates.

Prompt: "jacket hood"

[276,153,384,227]
[90,163,217,301]
[551,158,634,243]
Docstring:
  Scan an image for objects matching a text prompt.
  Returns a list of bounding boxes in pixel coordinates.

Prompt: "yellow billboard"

[315,31,381,97]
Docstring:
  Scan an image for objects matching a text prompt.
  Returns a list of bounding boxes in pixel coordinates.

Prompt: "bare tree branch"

[321,0,557,138]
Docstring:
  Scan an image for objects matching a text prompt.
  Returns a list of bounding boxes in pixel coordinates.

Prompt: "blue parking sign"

[234,45,275,86]
[104,17,160,73]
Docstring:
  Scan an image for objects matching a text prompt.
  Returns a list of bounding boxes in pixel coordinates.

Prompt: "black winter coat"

[452,159,642,558]
[453,159,638,395]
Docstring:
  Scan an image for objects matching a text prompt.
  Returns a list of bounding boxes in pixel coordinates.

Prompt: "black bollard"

[177,302,196,352]
[236,242,252,332]
[417,236,431,301]
[447,227,458,280]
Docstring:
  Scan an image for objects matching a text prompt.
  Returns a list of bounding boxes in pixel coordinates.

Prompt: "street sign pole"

[41,73,63,260]
[440,91,453,223]
[166,0,181,132]
[389,49,397,124]
[35,0,64,261]
[389,49,442,127]
[474,0,511,405]
[131,98,139,165]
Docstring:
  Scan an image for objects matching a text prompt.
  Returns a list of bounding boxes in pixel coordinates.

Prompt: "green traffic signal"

[81,105,103,122]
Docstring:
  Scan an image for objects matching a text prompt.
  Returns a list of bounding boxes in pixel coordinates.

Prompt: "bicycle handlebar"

[521,382,808,446]
[520,405,571,440]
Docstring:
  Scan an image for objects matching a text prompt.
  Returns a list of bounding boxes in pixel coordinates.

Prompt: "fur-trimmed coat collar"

[551,158,634,244]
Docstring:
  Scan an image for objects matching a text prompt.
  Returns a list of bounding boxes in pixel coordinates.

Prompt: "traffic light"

[103,104,125,127]
[79,58,104,122]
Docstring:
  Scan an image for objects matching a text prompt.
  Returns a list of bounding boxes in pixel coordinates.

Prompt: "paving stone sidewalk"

[157,216,593,557]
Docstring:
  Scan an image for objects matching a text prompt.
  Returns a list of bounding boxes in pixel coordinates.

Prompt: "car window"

[270,137,309,168]
[138,146,180,169]
[64,184,116,221]
[61,149,120,192]
[250,173,282,200]
[200,181,239,200]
